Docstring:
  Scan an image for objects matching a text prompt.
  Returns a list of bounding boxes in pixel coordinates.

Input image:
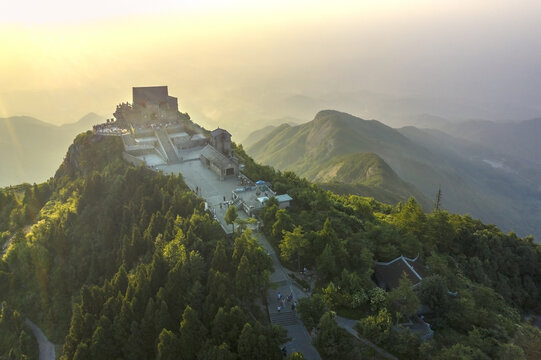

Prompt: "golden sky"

[1,0,540,137]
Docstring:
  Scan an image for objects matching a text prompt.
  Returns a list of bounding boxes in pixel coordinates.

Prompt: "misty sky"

[1,0,541,138]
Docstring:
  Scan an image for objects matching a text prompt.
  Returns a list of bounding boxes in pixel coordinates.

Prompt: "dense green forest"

[236,142,541,359]
[1,131,541,359]
[0,132,285,359]
[0,302,38,359]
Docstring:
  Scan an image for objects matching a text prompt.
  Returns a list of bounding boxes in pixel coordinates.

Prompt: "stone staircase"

[232,197,242,207]
[270,310,298,327]
[269,280,299,327]
[154,128,180,163]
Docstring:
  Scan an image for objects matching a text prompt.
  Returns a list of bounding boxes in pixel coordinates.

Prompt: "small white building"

[275,194,293,209]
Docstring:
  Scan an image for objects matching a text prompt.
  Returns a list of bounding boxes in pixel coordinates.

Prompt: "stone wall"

[122,152,145,167]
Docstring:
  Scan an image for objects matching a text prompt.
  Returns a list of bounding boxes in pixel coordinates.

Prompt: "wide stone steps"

[270,310,298,326]
[154,128,179,163]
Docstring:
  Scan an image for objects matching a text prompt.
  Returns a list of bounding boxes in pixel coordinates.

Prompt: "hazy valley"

[0,113,105,187]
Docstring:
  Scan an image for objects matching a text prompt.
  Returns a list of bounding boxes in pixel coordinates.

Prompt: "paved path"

[24,319,55,360]
[1,233,15,256]
[255,232,321,360]
[2,230,54,360]
[2,225,31,256]
[158,159,237,234]
[335,315,399,360]
[156,162,320,358]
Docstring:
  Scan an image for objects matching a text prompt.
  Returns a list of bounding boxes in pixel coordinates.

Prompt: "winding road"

[24,319,55,360]
[3,229,55,360]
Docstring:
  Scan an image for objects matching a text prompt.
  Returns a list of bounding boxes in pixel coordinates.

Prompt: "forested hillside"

[236,143,541,359]
[1,130,541,359]
[0,303,38,359]
[311,152,430,208]
[0,132,284,359]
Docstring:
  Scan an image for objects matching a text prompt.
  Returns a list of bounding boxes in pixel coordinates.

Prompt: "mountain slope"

[246,110,541,240]
[248,110,429,176]
[242,125,278,148]
[0,132,279,358]
[309,152,431,207]
[241,117,302,148]
[59,112,104,132]
[1,130,540,359]
[0,113,104,187]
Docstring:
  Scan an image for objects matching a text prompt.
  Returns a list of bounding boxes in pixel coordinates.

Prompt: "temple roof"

[200,145,235,169]
[210,128,231,137]
[275,194,293,202]
[374,255,428,290]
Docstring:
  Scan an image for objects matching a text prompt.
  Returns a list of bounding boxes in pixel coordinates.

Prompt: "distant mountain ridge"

[0,113,104,187]
[405,114,541,192]
[409,115,541,170]
[246,110,541,240]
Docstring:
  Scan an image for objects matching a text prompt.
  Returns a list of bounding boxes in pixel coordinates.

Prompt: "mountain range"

[418,116,541,166]
[245,110,541,240]
[0,113,103,187]
[409,115,541,186]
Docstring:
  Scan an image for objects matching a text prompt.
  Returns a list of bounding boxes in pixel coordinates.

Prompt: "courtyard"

[156,154,244,234]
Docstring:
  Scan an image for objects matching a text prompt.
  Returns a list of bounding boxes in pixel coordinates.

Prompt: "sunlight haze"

[3,4,541,355]
[1,0,541,137]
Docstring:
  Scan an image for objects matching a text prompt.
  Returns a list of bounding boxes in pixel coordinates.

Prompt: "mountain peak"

[313,109,364,122]
[79,112,102,122]
[64,112,105,127]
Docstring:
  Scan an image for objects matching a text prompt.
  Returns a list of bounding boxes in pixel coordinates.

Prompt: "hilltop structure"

[93,86,291,229]
[94,86,241,172]
[210,128,232,157]
[114,86,181,128]
[200,128,239,179]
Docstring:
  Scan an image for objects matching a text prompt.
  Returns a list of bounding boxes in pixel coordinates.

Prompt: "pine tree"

[280,225,309,272]
[179,306,207,360]
[156,329,180,360]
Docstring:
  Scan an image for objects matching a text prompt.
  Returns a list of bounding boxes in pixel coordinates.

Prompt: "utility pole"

[435,186,442,212]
